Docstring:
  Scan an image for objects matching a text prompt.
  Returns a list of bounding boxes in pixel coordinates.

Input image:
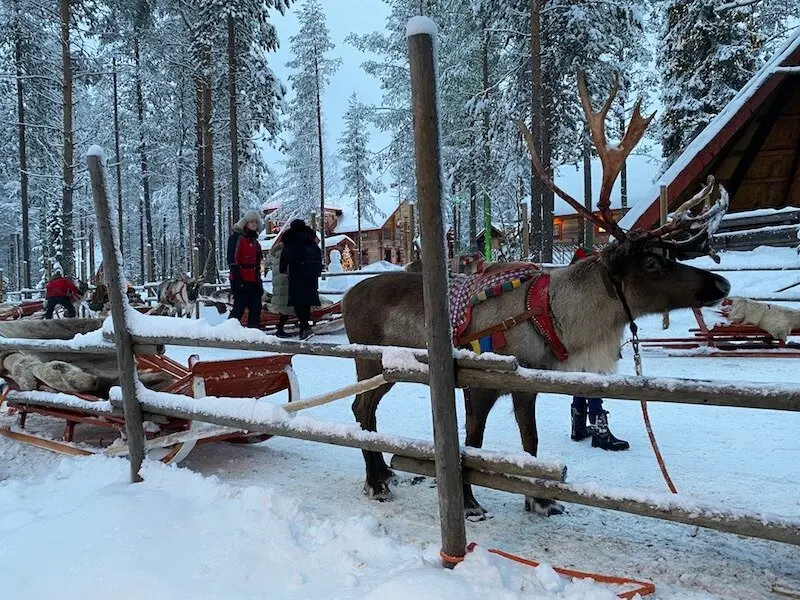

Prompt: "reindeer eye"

[643,256,661,273]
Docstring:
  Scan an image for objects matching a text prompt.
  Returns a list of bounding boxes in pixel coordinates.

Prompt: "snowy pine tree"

[338,92,383,268]
[659,0,758,166]
[282,0,340,251]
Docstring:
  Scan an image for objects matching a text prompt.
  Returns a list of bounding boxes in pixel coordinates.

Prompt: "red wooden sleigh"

[0,352,298,462]
[0,300,44,321]
[242,301,344,335]
[640,303,800,358]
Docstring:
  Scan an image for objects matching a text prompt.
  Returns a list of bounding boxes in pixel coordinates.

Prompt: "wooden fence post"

[660,185,670,330]
[407,17,467,568]
[87,146,146,483]
[192,245,200,280]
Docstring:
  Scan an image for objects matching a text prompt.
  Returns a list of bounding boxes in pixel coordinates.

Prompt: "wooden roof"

[621,34,800,231]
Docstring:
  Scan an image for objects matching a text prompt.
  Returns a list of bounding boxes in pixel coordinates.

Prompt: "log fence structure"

[1,17,799,571]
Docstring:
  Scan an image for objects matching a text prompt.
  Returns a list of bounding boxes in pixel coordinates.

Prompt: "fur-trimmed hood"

[233,209,264,233]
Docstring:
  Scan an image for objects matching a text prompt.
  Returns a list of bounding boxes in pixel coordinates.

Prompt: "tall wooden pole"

[521,201,529,259]
[407,18,466,567]
[660,185,670,330]
[227,13,240,224]
[87,147,145,483]
[112,57,124,248]
[314,53,326,264]
[15,34,30,288]
[60,0,75,277]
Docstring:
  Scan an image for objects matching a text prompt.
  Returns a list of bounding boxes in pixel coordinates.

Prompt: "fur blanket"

[727,297,800,341]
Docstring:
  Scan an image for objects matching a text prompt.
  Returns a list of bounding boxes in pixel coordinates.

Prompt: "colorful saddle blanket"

[449,265,542,353]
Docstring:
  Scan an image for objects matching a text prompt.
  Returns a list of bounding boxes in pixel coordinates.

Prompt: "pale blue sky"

[261,0,392,176]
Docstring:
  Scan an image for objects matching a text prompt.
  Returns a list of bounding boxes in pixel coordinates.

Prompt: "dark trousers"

[572,396,603,415]
[277,314,290,332]
[294,304,311,331]
[229,282,262,328]
[45,296,76,319]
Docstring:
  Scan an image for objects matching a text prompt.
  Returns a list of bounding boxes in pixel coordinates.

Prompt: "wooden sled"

[243,301,344,335]
[0,300,44,321]
[640,307,800,358]
[0,353,298,463]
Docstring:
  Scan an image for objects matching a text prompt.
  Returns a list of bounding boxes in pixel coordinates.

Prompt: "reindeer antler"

[517,71,655,243]
[514,118,606,231]
[649,175,729,250]
[577,70,655,239]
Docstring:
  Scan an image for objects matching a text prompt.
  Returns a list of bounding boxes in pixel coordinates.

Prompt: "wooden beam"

[0,427,96,457]
[390,456,800,547]
[383,365,800,412]
[88,149,146,483]
[119,333,519,372]
[110,394,566,481]
[405,20,464,564]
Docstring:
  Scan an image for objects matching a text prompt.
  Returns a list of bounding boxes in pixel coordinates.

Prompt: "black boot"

[588,411,630,451]
[571,404,590,441]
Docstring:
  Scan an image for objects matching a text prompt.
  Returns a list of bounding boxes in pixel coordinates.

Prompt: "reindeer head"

[517,71,731,318]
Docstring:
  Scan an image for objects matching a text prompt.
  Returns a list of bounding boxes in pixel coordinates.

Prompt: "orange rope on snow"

[465,543,655,599]
[640,400,678,494]
[439,550,466,565]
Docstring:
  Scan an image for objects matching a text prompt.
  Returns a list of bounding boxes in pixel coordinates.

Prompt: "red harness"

[454,271,569,361]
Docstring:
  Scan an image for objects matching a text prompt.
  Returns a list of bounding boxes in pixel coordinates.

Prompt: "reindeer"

[153,274,202,318]
[342,71,731,519]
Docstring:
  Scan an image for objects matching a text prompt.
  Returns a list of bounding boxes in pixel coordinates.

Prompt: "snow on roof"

[324,234,355,247]
[618,32,800,231]
[261,188,291,212]
[551,154,660,217]
[722,206,800,221]
[332,188,403,235]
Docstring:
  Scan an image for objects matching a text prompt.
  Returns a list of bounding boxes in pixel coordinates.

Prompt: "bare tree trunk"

[134,37,155,273]
[176,74,187,269]
[139,196,145,282]
[583,134,593,247]
[60,0,75,276]
[14,33,30,287]
[201,47,217,281]
[112,57,124,249]
[469,182,477,252]
[482,35,492,260]
[314,53,326,264]
[194,77,205,259]
[356,156,363,269]
[529,0,543,263]
[227,14,240,224]
[541,119,554,263]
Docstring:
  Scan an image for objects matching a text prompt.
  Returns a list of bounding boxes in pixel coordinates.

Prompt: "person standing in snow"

[268,240,295,338]
[227,210,264,329]
[569,246,629,451]
[44,272,81,319]
[279,219,322,340]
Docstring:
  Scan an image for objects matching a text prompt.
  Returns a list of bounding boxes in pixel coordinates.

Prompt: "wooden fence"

[2,20,799,568]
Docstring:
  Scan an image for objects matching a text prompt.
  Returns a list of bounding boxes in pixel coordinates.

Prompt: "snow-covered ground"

[1,247,799,599]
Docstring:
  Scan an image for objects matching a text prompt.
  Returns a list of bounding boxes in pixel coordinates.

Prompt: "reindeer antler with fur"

[516,70,728,251]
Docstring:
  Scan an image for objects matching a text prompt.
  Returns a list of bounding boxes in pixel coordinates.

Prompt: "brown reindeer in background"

[342,72,731,518]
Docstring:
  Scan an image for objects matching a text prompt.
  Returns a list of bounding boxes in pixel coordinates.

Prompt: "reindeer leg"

[512,392,565,517]
[352,358,395,501]
[463,387,499,519]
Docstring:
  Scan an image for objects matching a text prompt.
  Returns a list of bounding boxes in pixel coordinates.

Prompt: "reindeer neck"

[547,258,629,373]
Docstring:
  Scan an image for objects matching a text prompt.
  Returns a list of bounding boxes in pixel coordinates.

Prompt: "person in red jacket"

[227,209,264,328]
[44,272,80,319]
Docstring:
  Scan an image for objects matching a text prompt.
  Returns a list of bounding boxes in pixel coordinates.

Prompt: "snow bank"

[0,457,620,600]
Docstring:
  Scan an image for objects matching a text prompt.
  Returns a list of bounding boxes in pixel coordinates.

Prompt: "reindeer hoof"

[525,497,565,516]
[464,502,490,521]
[363,481,392,502]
